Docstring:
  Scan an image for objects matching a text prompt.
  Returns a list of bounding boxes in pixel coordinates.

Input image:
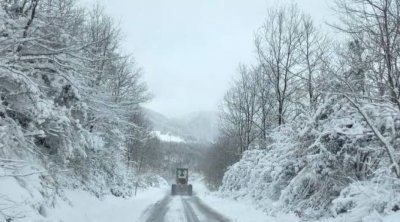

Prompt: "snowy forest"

[2,0,400,221]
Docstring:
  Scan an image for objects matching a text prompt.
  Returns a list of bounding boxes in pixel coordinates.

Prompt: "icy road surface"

[138,194,230,222]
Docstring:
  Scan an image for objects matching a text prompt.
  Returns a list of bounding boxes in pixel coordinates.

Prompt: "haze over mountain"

[144,108,219,143]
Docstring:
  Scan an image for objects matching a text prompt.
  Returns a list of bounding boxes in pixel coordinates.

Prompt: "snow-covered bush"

[332,177,400,221]
[220,126,300,210]
[217,0,400,220]
[220,97,400,218]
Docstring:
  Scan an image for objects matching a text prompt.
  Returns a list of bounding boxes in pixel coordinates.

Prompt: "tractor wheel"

[171,184,176,195]
[188,184,193,196]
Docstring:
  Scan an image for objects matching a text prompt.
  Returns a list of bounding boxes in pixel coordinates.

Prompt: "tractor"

[171,168,192,196]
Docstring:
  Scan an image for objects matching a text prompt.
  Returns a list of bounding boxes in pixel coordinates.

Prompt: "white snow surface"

[0,176,44,221]
[194,178,300,222]
[2,175,400,222]
[47,187,167,222]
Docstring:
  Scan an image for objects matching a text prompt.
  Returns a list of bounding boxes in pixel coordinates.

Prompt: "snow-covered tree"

[0,0,153,219]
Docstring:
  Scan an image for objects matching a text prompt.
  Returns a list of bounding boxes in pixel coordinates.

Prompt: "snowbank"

[47,186,167,222]
[0,176,44,221]
[195,178,300,222]
[0,173,168,222]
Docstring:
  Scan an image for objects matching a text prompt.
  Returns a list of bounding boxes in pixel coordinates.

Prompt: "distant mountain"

[143,108,219,143]
[172,111,219,142]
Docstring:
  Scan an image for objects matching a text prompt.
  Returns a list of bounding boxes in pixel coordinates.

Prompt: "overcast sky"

[82,0,333,118]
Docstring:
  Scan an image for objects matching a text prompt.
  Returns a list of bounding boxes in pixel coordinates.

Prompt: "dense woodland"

[203,0,400,219]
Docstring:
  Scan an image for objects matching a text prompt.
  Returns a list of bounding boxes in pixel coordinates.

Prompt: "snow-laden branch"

[0,169,70,178]
[344,95,400,178]
[0,170,47,178]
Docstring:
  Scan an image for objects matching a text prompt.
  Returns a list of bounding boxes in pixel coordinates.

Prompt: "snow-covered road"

[138,195,230,222]
[133,178,297,222]
[43,178,296,222]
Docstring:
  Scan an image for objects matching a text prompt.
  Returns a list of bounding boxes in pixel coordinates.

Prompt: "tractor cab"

[177,168,188,184]
[171,168,192,195]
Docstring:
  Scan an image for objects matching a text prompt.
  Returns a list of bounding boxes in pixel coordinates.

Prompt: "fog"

[82,0,332,117]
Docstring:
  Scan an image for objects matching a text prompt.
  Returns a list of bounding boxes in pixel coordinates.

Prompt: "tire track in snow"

[188,196,230,222]
[139,195,171,222]
[181,197,201,222]
[138,193,231,222]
